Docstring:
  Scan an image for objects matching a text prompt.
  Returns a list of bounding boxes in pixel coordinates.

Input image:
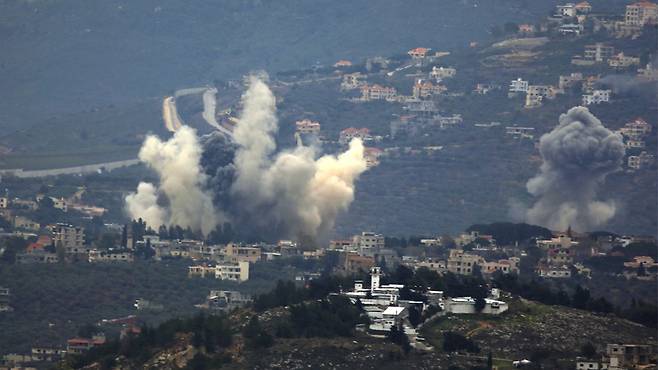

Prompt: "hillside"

[0,0,555,134]
[65,294,657,370]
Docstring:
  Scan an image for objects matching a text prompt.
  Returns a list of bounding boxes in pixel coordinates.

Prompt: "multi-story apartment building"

[446,249,485,275]
[625,1,658,27]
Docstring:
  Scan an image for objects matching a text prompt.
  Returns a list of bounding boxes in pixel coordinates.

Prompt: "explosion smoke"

[125,126,221,235]
[126,76,368,241]
[525,106,625,231]
[229,76,368,240]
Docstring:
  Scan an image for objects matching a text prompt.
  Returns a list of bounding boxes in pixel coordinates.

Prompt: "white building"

[628,151,655,170]
[295,119,321,135]
[188,261,250,282]
[509,78,529,94]
[88,249,134,263]
[444,297,509,315]
[582,89,611,105]
[429,66,456,81]
[555,3,577,17]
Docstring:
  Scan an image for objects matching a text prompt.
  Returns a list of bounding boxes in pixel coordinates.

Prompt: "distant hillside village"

[0,1,657,368]
[1,191,657,366]
[275,1,657,174]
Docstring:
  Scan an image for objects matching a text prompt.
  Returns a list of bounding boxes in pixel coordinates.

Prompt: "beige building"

[295,119,321,135]
[223,243,261,263]
[584,43,615,62]
[412,80,446,98]
[0,197,7,209]
[446,249,484,275]
[625,1,658,27]
[361,84,397,101]
[608,53,640,69]
[51,223,85,249]
[188,261,250,282]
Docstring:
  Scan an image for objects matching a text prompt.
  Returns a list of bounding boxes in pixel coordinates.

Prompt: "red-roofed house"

[334,60,353,68]
[408,47,430,59]
[67,334,106,355]
[575,1,592,14]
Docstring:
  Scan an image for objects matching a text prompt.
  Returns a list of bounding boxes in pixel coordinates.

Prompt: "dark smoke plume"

[525,106,625,231]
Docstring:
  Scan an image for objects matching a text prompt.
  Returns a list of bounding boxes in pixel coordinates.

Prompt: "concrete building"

[207,290,252,311]
[444,297,509,315]
[188,261,250,282]
[361,84,397,101]
[223,243,261,264]
[295,119,321,135]
[51,223,85,250]
[412,79,446,98]
[537,264,572,278]
[619,118,652,138]
[608,53,641,69]
[625,1,658,27]
[434,114,463,129]
[446,249,484,275]
[555,3,577,17]
[88,249,134,263]
[584,43,615,62]
[429,66,456,81]
[505,126,535,139]
[0,287,10,312]
[13,216,40,231]
[0,197,7,209]
[606,343,655,369]
[559,72,583,89]
[509,78,529,94]
[353,231,385,253]
[582,89,611,105]
[66,334,106,355]
[339,127,371,145]
[341,72,366,90]
[628,151,655,170]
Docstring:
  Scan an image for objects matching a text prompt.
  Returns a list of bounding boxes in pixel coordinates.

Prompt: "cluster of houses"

[615,118,656,170]
[339,266,508,337]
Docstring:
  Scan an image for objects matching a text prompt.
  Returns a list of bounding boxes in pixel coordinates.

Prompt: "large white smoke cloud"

[230,76,368,240]
[126,76,368,241]
[524,106,625,231]
[125,126,220,235]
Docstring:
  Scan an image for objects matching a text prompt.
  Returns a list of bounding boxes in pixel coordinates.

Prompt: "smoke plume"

[525,106,625,231]
[228,76,368,240]
[125,126,220,235]
[126,76,368,242]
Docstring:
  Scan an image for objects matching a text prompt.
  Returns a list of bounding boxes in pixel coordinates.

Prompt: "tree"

[243,316,273,349]
[443,331,480,353]
[408,305,422,327]
[387,323,411,354]
[474,296,486,313]
[572,286,591,310]
[580,342,597,359]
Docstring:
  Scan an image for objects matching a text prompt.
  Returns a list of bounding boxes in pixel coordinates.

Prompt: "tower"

[370,266,381,292]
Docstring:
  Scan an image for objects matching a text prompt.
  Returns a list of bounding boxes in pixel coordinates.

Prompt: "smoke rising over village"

[126,76,368,241]
[524,106,626,231]
[125,126,221,236]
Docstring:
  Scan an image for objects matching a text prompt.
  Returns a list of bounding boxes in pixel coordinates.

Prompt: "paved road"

[0,159,140,178]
